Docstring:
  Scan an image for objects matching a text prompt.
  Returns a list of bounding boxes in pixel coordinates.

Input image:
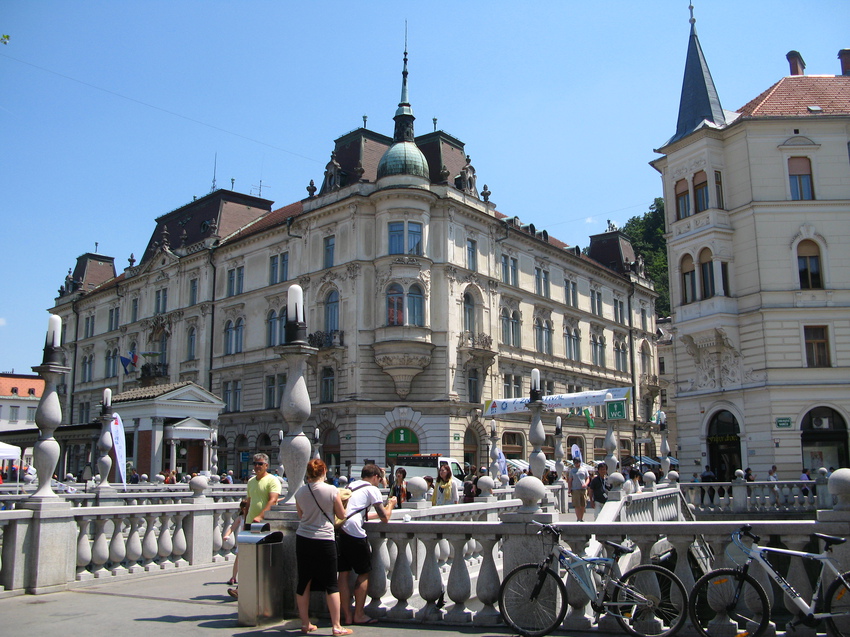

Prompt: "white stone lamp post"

[488,419,500,481]
[313,427,322,460]
[95,388,115,491]
[527,368,546,480]
[603,393,619,470]
[277,284,317,507]
[554,416,565,482]
[657,410,670,479]
[29,314,70,502]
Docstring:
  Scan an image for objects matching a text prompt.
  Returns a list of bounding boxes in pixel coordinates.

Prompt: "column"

[713,259,725,296]
[201,439,210,472]
[150,416,165,476]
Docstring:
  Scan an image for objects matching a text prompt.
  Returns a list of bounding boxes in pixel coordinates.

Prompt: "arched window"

[387,284,404,326]
[279,307,287,344]
[408,285,424,327]
[798,240,822,289]
[675,179,691,219]
[641,342,651,375]
[224,320,234,355]
[681,255,697,304]
[105,350,113,377]
[267,310,278,347]
[543,320,553,355]
[501,308,511,344]
[463,293,476,334]
[598,336,606,368]
[234,318,244,353]
[325,290,339,332]
[694,170,709,212]
[591,334,600,366]
[699,248,715,299]
[187,327,196,360]
[511,311,521,347]
[572,329,581,362]
[534,318,544,353]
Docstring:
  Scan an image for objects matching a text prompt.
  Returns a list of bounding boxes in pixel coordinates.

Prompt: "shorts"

[296,535,339,594]
[337,531,372,575]
[571,488,588,509]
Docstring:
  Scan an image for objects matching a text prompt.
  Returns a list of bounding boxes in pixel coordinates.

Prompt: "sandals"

[301,625,318,635]
[227,577,237,586]
[332,629,353,636]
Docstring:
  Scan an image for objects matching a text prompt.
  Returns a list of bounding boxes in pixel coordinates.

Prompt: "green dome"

[376,141,430,180]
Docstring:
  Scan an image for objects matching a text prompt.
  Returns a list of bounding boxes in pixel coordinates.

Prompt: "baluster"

[784,535,815,636]
[157,513,174,570]
[563,537,592,631]
[90,517,110,578]
[211,510,224,561]
[436,537,450,570]
[125,515,143,573]
[387,533,414,619]
[109,515,128,576]
[473,535,501,625]
[172,512,188,567]
[444,535,472,622]
[141,513,159,571]
[76,515,94,580]
[415,533,444,621]
[221,510,235,554]
[365,533,389,618]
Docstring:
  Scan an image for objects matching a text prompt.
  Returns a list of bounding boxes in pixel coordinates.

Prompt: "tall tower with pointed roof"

[652,5,850,480]
[376,45,430,181]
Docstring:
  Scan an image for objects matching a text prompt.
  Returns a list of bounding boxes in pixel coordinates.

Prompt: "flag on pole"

[583,407,595,428]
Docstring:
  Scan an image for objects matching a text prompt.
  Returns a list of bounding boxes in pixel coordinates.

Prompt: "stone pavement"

[0,563,603,637]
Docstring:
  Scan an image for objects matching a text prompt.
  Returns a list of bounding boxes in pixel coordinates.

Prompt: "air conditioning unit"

[812,417,829,429]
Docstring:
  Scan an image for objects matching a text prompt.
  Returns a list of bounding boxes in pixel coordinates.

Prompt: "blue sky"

[1,1,848,374]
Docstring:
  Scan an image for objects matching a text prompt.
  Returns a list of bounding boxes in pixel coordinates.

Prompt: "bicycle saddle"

[814,533,846,548]
[603,540,635,556]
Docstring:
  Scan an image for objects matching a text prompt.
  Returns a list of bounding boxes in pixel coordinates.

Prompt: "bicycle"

[689,524,850,637]
[498,521,688,637]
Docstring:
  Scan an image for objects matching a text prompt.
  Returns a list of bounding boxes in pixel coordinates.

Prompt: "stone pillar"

[713,259,726,296]
[95,389,115,492]
[150,416,165,476]
[201,439,210,473]
[528,369,546,479]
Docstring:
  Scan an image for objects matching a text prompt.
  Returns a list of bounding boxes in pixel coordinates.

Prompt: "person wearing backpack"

[337,464,396,626]
[294,459,350,636]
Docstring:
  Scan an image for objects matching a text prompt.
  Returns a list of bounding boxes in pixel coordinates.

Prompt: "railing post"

[108,515,128,576]
[443,534,472,623]
[90,517,110,578]
[75,515,94,581]
[415,533,444,621]
[126,514,144,573]
[731,470,748,512]
[473,534,501,625]
[386,532,415,620]
[365,533,389,618]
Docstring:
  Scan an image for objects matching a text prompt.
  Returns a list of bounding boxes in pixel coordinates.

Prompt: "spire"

[668,4,726,145]
[393,28,415,142]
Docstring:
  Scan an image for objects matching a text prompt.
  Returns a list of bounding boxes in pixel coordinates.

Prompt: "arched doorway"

[464,427,479,471]
[706,410,741,482]
[322,428,341,478]
[801,407,848,471]
[385,427,419,467]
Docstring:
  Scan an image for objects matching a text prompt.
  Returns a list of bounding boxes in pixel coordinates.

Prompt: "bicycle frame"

[734,531,850,621]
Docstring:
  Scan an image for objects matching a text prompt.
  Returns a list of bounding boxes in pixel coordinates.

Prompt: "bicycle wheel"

[689,568,769,637]
[499,563,568,637]
[612,564,688,637]
[825,570,850,637]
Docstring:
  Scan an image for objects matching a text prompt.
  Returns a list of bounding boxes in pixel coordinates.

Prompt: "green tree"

[622,198,669,317]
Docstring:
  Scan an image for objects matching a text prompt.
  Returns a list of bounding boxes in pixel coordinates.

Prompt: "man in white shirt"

[337,464,396,625]
[568,458,590,522]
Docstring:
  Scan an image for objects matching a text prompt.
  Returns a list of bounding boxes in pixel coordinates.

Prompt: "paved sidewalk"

[2,564,542,637]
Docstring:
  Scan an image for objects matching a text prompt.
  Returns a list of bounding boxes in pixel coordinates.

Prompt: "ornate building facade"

[652,15,850,479]
[46,50,659,479]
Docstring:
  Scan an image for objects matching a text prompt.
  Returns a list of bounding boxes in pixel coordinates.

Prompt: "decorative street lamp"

[553,416,565,482]
[657,410,670,478]
[528,368,547,479]
[29,315,70,500]
[95,388,114,491]
[277,284,318,507]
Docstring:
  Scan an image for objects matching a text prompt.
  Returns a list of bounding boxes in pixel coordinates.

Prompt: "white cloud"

[584,217,595,224]
[0,317,6,327]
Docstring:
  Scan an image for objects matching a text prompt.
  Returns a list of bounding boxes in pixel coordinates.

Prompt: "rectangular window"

[660,389,668,407]
[683,270,697,304]
[501,255,510,283]
[27,406,36,421]
[466,239,477,271]
[535,268,543,295]
[131,298,138,323]
[510,258,518,286]
[269,255,279,285]
[565,280,578,307]
[513,375,521,399]
[467,369,480,403]
[675,179,691,220]
[694,171,709,212]
[641,308,648,332]
[804,326,830,367]
[280,252,289,282]
[388,222,405,254]
[324,236,335,269]
[701,261,716,298]
[545,381,554,396]
[189,278,199,305]
[714,171,724,209]
[789,157,814,200]
[265,375,277,409]
[408,222,422,255]
[155,289,168,314]
[590,290,603,316]
[9,406,19,422]
[320,368,335,403]
[659,356,666,375]
[503,374,512,398]
[543,270,550,297]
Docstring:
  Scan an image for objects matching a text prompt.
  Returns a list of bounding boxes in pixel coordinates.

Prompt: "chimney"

[839,49,850,76]
[786,50,806,76]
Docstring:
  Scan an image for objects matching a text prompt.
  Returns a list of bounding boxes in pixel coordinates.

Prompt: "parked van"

[391,454,465,483]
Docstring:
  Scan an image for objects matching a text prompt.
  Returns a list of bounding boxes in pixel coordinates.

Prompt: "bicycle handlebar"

[738,524,761,543]
[531,520,561,538]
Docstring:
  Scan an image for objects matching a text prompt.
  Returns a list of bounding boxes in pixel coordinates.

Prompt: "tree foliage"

[622,198,669,317]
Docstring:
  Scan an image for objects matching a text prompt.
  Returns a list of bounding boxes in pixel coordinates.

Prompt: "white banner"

[110,413,128,488]
[483,387,631,417]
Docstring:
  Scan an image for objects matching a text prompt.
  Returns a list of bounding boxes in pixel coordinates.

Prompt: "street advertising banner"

[483,387,631,418]
[110,413,128,488]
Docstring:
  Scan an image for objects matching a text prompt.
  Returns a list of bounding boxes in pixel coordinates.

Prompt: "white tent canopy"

[0,441,21,460]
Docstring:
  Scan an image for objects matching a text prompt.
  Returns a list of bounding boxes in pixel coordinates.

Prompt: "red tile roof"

[226,200,304,242]
[738,75,850,118]
[0,374,44,398]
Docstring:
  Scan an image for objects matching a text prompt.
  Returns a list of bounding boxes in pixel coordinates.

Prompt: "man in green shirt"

[246,453,281,523]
